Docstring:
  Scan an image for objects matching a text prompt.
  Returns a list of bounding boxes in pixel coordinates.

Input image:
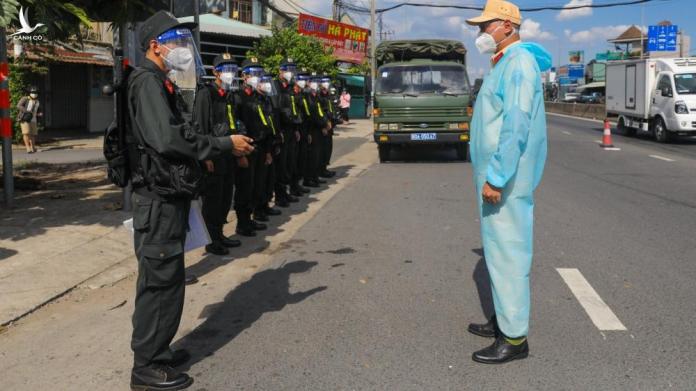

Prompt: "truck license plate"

[411,133,437,141]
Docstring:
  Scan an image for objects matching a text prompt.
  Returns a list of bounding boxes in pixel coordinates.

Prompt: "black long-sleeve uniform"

[127,58,233,369]
[302,89,330,182]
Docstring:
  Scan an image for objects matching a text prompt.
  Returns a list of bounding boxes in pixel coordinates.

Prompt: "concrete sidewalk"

[0,120,372,327]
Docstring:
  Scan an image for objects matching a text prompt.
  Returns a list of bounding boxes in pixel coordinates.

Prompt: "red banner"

[298,13,369,64]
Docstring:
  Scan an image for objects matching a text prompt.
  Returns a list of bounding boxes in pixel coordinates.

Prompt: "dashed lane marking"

[649,154,675,162]
[562,131,572,135]
[557,268,627,331]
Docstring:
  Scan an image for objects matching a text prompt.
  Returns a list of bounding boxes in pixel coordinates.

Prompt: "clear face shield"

[243,66,265,89]
[280,64,297,83]
[320,78,331,91]
[157,28,204,112]
[216,63,240,92]
[259,75,277,97]
[296,75,309,89]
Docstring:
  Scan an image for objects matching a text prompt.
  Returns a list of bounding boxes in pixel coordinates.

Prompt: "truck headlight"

[388,123,399,130]
[378,123,389,131]
[675,101,689,114]
[448,122,469,130]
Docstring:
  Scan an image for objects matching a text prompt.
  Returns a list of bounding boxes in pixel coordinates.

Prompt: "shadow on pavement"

[185,164,354,281]
[174,260,327,370]
[472,248,494,319]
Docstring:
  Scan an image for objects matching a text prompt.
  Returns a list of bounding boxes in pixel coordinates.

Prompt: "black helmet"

[28,86,38,94]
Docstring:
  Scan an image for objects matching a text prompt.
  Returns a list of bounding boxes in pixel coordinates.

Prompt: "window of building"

[231,0,252,23]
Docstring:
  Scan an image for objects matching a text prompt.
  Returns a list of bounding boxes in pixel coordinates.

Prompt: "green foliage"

[2,1,92,42]
[0,0,19,28]
[346,58,370,75]
[247,22,337,78]
[8,58,48,143]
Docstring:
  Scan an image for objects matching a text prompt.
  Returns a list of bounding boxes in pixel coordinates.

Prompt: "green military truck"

[373,39,472,162]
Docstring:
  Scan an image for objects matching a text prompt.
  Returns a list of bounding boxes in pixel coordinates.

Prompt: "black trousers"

[320,128,333,171]
[201,157,234,242]
[252,148,270,212]
[131,192,189,368]
[234,152,256,228]
[294,127,309,184]
[275,129,297,196]
[340,107,349,122]
[306,126,322,180]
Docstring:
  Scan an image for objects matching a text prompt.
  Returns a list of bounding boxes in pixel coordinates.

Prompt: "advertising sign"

[298,13,370,64]
[648,25,678,52]
[569,50,584,64]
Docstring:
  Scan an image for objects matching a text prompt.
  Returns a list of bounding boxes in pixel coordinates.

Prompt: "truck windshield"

[376,65,469,95]
[674,73,696,94]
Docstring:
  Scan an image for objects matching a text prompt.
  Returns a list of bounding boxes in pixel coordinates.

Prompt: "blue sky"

[295,0,695,78]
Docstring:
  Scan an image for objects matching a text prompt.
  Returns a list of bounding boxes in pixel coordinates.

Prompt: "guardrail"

[545,102,608,120]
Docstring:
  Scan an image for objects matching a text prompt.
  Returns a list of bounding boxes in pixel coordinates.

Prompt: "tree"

[246,22,337,77]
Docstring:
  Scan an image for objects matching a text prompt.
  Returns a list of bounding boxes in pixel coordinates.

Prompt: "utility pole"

[193,0,201,50]
[333,0,341,21]
[0,27,13,207]
[370,0,376,106]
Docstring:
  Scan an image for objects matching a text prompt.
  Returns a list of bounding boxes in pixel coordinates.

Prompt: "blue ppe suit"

[470,42,552,338]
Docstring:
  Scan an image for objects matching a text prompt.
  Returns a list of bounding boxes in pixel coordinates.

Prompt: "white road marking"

[602,147,622,151]
[594,139,602,144]
[562,131,572,135]
[649,154,675,162]
[556,268,627,331]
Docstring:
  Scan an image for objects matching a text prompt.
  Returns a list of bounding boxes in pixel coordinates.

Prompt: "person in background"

[339,89,351,124]
[16,86,42,153]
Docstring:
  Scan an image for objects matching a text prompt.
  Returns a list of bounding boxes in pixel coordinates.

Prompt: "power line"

[342,0,666,14]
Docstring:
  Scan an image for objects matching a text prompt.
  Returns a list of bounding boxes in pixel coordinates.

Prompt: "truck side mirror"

[661,87,673,97]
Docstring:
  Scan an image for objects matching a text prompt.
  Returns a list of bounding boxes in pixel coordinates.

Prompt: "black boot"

[287,194,299,203]
[319,169,336,178]
[468,315,498,338]
[219,236,241,248]
[251,220,267,231]
[264,206,282,216]
[290,184,307,196]
[303,179,319,188]
[275,194,290,208]
[236,225,256,237]
[205,242,229,256]
[254,209,269,222]
[131,364,193,390]
[472,335,529,364]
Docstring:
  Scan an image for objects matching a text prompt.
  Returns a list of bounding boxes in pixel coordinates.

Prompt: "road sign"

[648,25,678,52]
[568,64,584,79]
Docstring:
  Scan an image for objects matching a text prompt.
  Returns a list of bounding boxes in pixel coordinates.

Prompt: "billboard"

[298,13,370,64]
[568,64,584,79]
[569,50,584,64]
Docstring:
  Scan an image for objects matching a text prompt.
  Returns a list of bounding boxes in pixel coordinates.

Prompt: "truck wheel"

[653,117,671,143]
[456,143,469,162]
[617,117,635,137]
[378,144,390,163]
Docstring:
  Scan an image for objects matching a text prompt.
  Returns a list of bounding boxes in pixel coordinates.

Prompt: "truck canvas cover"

[376,40,467,67]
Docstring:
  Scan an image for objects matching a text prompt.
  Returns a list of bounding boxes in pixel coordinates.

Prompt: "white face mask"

[476,24,516,55]
[321,82,330,90]
[309,82,318,91]
[30,93,38,99]
[262,82,273,94]
[282,72,293,82]
[296,80,307,89]
[220,73,237,91]
[162,46,194,72]
[247,76,259,88]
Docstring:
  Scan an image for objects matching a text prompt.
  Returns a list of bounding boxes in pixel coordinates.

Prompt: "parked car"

[577,92,603,103]
[562,92,581,102]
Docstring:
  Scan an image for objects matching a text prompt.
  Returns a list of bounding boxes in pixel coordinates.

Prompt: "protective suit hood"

[516,42,552,72]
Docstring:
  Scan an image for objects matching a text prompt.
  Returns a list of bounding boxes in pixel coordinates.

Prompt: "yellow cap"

[466,0,521,26]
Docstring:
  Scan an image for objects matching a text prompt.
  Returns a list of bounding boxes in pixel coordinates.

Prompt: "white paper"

[123,198,211,253]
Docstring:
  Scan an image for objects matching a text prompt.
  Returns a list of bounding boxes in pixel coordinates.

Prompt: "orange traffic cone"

[600,119,614,148]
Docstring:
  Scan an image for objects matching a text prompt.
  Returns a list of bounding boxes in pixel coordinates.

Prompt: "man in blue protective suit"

[464,0,551,364]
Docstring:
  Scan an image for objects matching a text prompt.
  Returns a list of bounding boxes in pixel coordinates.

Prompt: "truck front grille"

[401,122,447,130]
[381,107,466,117]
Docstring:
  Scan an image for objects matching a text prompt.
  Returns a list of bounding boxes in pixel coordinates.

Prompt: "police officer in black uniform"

[193,53,243,255]
[234,59,274,234]
[254,74,283,221]
[303,74,331,188]
[272,58,302,205]
[318,74,337,179]
[292,69,312,195]
[128,11,254,391]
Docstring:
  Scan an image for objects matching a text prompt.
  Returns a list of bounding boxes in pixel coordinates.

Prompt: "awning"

[177,13,272,38]
[577,81,605,91]
[8,42,113,67]
[340,74,364,87]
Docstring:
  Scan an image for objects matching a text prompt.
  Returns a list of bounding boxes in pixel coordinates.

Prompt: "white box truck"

[606,58,696,142]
